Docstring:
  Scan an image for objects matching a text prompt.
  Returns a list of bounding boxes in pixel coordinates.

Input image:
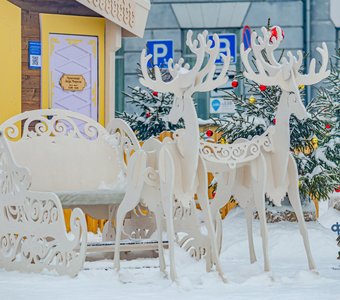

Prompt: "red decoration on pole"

[231,80,239,88]
[152,91,158,97]
[206,129,213,137]
[259,85,267,91]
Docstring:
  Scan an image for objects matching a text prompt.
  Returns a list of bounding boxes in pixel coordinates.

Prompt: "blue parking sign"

[209,34,237,64]
[146,40,173,68]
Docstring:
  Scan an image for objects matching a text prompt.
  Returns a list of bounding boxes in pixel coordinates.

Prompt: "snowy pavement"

[1,206,340,300]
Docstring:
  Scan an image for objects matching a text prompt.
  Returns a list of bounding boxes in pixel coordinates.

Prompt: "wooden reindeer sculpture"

[201,27,329,273]
[114,30,230,282]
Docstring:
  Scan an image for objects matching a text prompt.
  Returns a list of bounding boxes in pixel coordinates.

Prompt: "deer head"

[140,30,231,125]
[241,27,330,120]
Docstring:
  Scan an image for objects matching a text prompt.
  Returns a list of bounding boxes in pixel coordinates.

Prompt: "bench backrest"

[0,109,123,192]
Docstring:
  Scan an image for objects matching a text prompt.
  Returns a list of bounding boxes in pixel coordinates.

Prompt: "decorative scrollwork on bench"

[0,109,107,141]
[200,127,275,168]
[0,130,87,277]
[174,199,211,265]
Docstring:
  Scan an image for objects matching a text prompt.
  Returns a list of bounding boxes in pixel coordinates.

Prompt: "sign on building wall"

[209,34,237,64]
[28,41,41,70]
[146,40,174,68]
[210,97,236,114]
[59,74,87,92]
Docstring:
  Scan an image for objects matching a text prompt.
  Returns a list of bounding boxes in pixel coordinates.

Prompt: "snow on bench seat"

[56,190,125,206]
[87,239,169,253]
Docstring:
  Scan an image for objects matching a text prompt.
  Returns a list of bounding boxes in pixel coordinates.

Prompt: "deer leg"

[253,155,270,272]
[287,156,317,271]
[159,148,177,282]
[213,170,236,253]
[213,170,236,220]
[245,205,257,264]
[114,151,147,271]
[197,157,227,282]
[154,204,166,275]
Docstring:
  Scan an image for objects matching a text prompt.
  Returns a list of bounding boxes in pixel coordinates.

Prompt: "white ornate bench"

[0,109,157,276]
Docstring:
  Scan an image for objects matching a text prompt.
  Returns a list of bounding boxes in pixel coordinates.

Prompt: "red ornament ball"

[231,80,239,88]
[259,85,267,91]
[145,112,151,118]
[206,129,214,137]
[335,186,340,193]
[212,191,216,198]
[325,124,331,129]
[273,118,277,125]
[270,26,285,43]
[152,91,158,97]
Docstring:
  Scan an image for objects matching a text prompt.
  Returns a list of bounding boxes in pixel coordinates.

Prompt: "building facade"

[0,0,150,126]
[119,0,340,119]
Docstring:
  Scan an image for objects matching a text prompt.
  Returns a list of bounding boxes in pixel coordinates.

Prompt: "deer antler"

[140,30,231,96]
[241,28,286,85]
[294,42,330,85]
[241,27,330,88]
[194,33,231,92]
[139,50,182,94]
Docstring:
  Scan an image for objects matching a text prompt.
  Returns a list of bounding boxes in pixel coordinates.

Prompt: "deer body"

[114,31,230,282]
[206,27,329,273]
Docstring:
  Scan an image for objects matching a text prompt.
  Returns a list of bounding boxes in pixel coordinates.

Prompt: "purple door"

[49,34,98,121]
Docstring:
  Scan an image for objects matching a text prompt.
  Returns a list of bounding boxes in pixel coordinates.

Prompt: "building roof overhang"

[75,0,150,38]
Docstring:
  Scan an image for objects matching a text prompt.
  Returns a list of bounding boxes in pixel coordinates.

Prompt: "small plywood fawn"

[201,27,329,273]
[114,30,230,282]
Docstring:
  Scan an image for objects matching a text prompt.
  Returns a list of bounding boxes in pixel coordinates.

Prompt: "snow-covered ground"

[1,206,340,300]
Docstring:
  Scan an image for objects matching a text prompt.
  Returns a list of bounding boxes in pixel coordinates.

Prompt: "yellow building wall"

[0,1,21,124]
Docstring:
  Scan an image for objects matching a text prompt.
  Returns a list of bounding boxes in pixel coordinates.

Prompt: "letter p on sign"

[209,34,237,64]
[146,40,174,68]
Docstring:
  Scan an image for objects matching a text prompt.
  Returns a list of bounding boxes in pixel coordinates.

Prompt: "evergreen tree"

[117,66,184,141]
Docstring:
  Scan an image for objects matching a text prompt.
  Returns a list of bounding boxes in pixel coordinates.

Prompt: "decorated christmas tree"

[214,30,339,205]
[117,67,183,141]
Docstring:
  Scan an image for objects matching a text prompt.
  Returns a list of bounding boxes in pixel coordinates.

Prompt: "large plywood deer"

[114,31,230,282]
[201,27,329,272]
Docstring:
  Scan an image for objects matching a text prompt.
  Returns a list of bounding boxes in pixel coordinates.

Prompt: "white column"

[105,20,122,126]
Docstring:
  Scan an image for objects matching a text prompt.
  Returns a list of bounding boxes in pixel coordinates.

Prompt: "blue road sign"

[146,40,174,68]
[28,41,41,70]
[209,34,237,64]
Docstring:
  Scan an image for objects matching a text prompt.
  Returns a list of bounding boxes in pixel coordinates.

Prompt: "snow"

[198,118,215,125]
[314,147,337,169]
[1,207,340,300]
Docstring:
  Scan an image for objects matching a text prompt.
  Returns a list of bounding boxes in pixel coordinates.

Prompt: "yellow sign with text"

[59,74,87,91]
